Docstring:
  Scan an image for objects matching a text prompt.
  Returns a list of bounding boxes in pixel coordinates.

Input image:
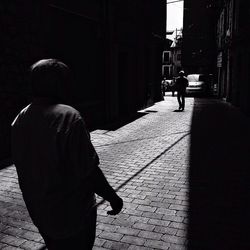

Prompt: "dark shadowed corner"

[188,98,250,249]
[0,158,13,170]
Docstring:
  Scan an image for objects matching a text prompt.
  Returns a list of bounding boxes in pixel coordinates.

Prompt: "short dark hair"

[30,59,70,98]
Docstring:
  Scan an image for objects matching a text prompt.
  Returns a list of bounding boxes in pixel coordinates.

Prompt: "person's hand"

[107,195,123,215]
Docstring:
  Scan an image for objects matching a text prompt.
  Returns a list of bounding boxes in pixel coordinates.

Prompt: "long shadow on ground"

[188,98,250,250]
[95,112,148,131]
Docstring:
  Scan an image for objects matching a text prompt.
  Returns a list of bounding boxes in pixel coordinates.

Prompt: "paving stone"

[169,204,188,211]
[163,215,184,223]
[123,209,143,216]
[169,222,187,230]
[137,205,157,213]
[148,218,170,227]
[1,235,26,247]
[141,212,163,220]
[156,207,176,215]
[128,245,152,250]
[92,247,109,250]
[94,238,106,247]
[138,230,163,240]
[161,234,186,245]
[120,235,146,246]
[144,239,170,250]
[115,227,140,236]
[103,240,130,249]
[97,215,115,224]
[127,215,149,224]
[132,199,149,205]
[1,246,23,250]
[154,226,178,235]
[169,243,187,250]
[19,241,45,250]
[21,231,43,242]
[96,223,119,233]
[132,223,155,231]
[176,229,187,238]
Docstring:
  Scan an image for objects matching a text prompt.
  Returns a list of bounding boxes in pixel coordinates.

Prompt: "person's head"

[30,59,70,101]
[179,70,185,77]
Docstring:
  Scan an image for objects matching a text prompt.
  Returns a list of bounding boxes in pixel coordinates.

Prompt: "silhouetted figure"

[11,59,123,250]
[161,77,166,98]
[171,78,176,97]
[175,71,188,111]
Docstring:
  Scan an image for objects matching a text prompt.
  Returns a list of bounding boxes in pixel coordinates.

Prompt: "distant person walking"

[175,71,188,111]
[161,77,167,98]
[11,59,123,249]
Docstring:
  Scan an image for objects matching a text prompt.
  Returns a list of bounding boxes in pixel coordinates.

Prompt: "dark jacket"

[175,76,188,92]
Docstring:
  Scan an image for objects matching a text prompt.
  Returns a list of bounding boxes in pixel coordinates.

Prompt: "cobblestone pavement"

[0,93,192,250]
[2,93,249,249]
[91,94,193,250]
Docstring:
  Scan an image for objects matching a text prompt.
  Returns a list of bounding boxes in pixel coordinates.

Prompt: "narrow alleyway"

[1,93,250,249]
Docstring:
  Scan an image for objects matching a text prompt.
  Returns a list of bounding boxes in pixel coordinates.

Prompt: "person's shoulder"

[55,104,79,114]
[11,104,31,127]
[180,76,188,81]
[53,104,82,121]
[46,104,84,133]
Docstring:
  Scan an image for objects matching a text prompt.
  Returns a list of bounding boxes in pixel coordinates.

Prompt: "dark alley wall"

[0,0,166,161]
[183,0,250,116]
[215,0,250,115]
[228,0,250,115]
[182,0,217,75]
[0,1,45,161]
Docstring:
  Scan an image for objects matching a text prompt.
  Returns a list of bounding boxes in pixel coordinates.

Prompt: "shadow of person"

[173,109,184,112]
[188,99,250,250]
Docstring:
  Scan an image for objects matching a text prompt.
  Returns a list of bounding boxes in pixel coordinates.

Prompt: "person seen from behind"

[175,70,188,111]
[161,77,167,98]
[11,59,123,249]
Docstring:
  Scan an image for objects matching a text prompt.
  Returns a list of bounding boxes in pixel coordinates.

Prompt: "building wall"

[182,0,217,75]
[0,0,166,160]
[172,48,182,77]
[0,1,45,161]
[216,0,250,115]
[41,2,105,126]
[231,0,250,114]
[162,51,172,78]
[162,47,182,79]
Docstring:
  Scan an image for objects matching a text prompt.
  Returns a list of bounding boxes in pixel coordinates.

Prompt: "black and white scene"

[1,0,250,249]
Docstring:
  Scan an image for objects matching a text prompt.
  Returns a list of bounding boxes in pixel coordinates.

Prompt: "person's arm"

[69,117,123,215]
[91,166,123,215]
